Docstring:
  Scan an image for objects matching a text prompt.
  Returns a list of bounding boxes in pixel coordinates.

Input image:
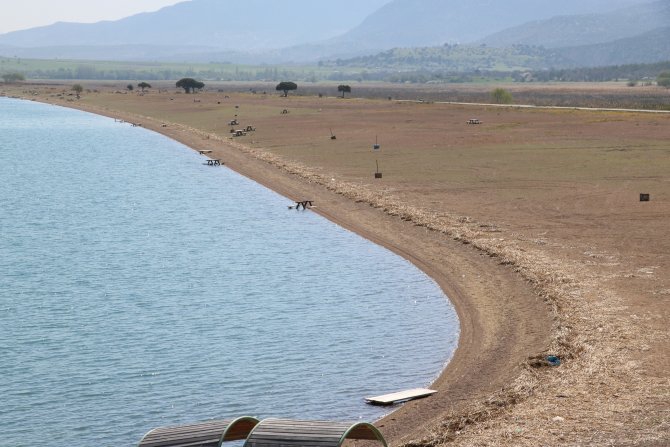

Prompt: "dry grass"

[6,82,669,445]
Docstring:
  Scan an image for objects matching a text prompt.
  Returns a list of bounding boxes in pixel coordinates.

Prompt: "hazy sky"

[0,0,182,34]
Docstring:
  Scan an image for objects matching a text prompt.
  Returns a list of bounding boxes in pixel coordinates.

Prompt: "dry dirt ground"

[4,81,669,446]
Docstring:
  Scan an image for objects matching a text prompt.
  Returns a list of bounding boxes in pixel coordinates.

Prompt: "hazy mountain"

[324,0,670,72]
[0,0,389,50]
[556,26,670,67]
[479,0,670,48]
[0,0,663,66]
[262,0,657,64]
[325,0,652,50]
[327,23,670,73]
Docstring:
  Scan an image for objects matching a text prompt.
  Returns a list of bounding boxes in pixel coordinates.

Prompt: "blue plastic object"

[546,355,561,366]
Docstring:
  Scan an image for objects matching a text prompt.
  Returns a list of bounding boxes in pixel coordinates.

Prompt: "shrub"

[491,87,513,104]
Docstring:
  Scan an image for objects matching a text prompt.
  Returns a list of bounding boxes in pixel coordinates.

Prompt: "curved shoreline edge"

[17,96,554,445]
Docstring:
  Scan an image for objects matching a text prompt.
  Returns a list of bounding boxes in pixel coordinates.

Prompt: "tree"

[176,78,205,93]
[338,84,351,98]
[126,84,134,91]
[138,82,152,92]
[276,81,298,97]
[491,87,513,104]
[2,72,25,83]
[72,84,83,98]
[658,72,670,88]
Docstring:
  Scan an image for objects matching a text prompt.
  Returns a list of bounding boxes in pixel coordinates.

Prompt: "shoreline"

[6,84,668,444]
[16,95,553,444]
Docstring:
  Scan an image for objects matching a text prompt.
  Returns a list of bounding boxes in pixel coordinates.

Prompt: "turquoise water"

[0,98,458,447]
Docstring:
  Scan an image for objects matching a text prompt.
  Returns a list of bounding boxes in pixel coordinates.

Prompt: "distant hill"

[0,0,670,69]
[326,23,670,74]
[325,0,651,50]
[0,0,389,50]
[479,0,670,48]
[556,27,670,67]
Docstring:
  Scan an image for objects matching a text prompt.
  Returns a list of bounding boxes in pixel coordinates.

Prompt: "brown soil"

[5,81,669,446]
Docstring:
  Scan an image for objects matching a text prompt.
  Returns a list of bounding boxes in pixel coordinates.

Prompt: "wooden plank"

[365,388,437,405]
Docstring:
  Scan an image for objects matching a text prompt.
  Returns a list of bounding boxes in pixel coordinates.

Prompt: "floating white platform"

[365,388,437,405]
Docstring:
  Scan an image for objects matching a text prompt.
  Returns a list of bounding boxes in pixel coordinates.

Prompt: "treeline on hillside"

[526,61,670,82]
[325,44,570,72]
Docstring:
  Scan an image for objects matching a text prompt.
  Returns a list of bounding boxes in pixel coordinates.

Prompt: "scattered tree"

[138,82,152,92]
[658,72,670,88]
[338,84,351,98]
[2,72,25,83]
[627,80,638,87]
[491,87,513,104]
[126,84,134,91]
[276,81,298,97]
[176,77,205,93]
[72,84,84,98]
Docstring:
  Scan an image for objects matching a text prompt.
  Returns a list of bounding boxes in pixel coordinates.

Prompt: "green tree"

[72,84,83,98]
[126,84,134,91]
[176,78,205,93]
[491,87,513,104]
[658,72,670,88]
[138,82,152,92]
[2,72,25,83]
[276,81,298,97]
[338,84,351,98]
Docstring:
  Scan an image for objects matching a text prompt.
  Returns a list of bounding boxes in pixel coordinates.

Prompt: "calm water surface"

[0,98,458,447]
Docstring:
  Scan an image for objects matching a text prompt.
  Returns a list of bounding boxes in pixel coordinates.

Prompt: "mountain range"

[0,0,667,69]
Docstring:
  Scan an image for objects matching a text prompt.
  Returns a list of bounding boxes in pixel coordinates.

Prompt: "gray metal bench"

[138,416,260,447]
[244,418,387,447]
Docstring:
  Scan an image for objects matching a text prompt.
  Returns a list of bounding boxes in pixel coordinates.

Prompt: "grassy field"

[0,56,347,82]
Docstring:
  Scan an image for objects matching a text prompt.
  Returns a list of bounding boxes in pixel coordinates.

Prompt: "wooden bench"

[138,417,260,447]
[244,418,387,447]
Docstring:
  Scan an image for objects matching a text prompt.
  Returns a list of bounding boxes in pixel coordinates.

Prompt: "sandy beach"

[5,82,668,445]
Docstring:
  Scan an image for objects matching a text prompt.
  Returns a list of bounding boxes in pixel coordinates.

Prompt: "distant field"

[0,56,348,83]
[8,77,669,109]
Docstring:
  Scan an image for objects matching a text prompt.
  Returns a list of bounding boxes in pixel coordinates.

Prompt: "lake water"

[0,97,458,447]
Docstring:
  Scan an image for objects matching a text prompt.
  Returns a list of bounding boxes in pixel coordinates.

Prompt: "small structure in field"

[467,118,482,124]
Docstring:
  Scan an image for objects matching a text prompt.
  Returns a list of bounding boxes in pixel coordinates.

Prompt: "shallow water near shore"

[0,97,458,447]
